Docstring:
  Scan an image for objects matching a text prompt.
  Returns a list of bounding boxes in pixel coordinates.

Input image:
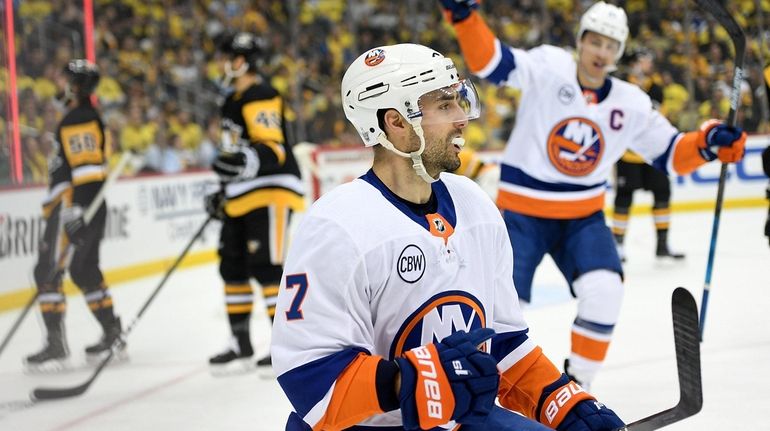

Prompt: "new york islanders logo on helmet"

[546,117,605,176]
[364,48,386,67]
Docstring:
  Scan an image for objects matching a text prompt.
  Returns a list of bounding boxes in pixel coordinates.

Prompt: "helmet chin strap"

[376,120,437,184]
[221,61,248,88]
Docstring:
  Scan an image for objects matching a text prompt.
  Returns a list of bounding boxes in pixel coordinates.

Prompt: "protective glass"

[415,79,482,126]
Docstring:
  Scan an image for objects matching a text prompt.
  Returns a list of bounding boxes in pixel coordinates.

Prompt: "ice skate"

[256,355,271,367]
[24,338,70,374]
[255,354,276,379]
[209,335,254,376]
[656,243,685,261]
[85,316,128,365]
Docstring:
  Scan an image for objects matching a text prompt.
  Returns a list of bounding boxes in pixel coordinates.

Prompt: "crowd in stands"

[2,0,770,185]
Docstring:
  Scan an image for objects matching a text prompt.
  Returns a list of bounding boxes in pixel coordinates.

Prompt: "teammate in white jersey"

[272,44,624,431]
[439,0,747,388]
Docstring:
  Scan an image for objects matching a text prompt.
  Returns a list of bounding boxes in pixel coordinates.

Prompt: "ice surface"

[1,208,767,430]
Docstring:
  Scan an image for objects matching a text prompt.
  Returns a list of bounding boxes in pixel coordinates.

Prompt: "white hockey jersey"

[272,171,544,429]
[494,45,679,218]
[450,14,713,219]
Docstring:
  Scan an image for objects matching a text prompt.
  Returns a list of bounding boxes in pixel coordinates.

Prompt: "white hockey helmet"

[341,43,481,183]
[577,1,629,60]
[342,43,481,147]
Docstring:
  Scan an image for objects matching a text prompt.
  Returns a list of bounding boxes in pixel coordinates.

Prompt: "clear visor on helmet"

[413,79,481,126]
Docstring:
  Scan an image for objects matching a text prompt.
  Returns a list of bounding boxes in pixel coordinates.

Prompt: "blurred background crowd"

[2,0,770,186]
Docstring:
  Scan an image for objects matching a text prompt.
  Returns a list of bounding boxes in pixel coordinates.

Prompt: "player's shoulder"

[521,44,575,75]
[60,104,100,127]
[530,44,570,57]
[528,44,573,63]
[302,179,379,225]
[243,80,280,102]
[610,76,653,105]
[439,173,501,220]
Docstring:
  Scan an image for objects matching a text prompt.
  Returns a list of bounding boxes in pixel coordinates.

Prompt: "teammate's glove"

[698,119,746,164]
[395,328,499,430]
[212,146,260,182]
[438,0,480,23]
[538,374,624,431]
[61,205,87,246]
[204,190,226,221]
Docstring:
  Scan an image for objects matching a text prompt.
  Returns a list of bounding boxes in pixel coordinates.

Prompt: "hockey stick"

[615,287,703,431]
[0,152,132,358]
[693,0,746,340]
[31,214,214,401]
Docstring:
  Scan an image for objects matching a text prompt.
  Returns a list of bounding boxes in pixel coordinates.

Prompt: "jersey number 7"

[284,273,308,321]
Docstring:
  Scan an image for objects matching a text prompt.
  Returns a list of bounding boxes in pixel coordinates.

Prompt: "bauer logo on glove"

[396,328,500,430]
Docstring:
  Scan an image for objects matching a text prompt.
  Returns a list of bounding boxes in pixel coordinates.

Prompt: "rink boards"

[1,134,768,309]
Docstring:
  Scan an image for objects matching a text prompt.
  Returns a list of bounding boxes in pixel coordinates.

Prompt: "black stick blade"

[616,288,703,431]
[30,349,115,401]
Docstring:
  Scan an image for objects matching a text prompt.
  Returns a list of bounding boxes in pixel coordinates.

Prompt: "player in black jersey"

[204,32,304,373]
[612,49,685,262]
[25,60,124,371]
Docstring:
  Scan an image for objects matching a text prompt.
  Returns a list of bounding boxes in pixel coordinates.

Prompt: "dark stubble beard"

[420,131,461,176]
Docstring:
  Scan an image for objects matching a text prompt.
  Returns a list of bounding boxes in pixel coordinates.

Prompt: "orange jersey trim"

[426,213,455,245]
[498,346,562,419]
[497,189,605,219]
[453,12,497,73]
[538,381,594,428]
[312,353,384,431]
[672,131,708,175]
[571,331,610,362]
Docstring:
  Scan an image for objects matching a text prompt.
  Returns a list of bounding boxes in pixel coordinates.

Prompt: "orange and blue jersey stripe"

[278,348,385,430]
[453,13,515,81]
[497,165,608,219]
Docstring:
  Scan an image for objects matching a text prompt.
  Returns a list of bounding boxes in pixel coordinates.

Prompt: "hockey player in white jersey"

[438,0,747,388]
[272,44,624,431]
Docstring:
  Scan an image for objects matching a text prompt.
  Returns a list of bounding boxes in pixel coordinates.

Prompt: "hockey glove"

[538,374,624,431]
[698,119,746,164]
[204,190,226,221]
[395,328,499,430]
[438,0,480,23]
[212,146,260,183]
[61,205,87,246]
[762,145,770,177]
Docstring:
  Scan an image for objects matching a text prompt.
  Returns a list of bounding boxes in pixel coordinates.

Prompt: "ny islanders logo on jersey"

[389,291,487,359]
[546,117,605,176]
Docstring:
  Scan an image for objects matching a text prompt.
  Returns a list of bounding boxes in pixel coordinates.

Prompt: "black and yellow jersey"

[220,80,304,217]
[44,101,107,218]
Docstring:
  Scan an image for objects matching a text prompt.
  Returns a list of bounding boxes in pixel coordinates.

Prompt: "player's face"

[578,31,621,83]
[413,90,470,174]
